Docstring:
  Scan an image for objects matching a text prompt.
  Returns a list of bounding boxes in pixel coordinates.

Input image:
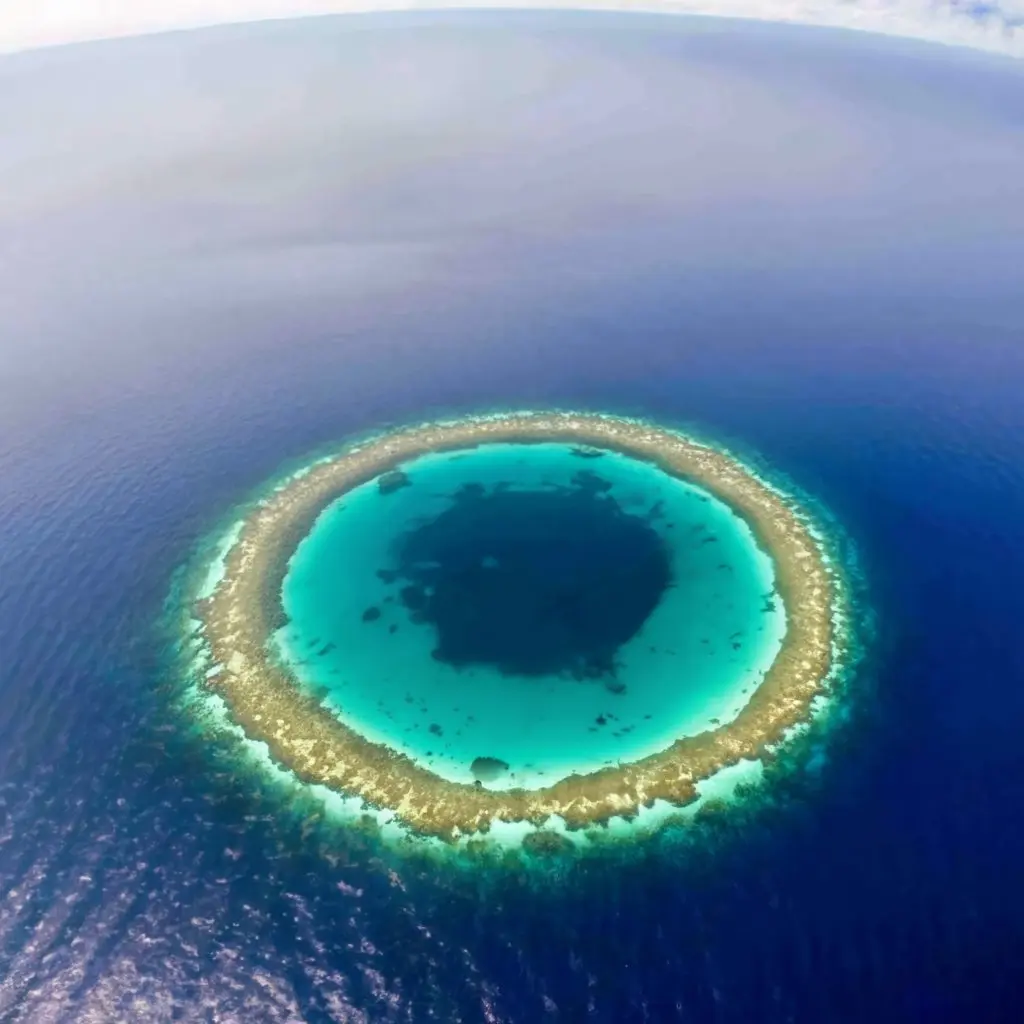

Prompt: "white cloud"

[0,0,1022,58]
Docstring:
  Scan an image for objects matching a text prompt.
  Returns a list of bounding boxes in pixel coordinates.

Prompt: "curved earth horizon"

[3,0,1024,59]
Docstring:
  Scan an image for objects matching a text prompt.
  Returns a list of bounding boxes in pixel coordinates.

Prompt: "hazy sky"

[2,0,1023,58]
[2,15,1022,415]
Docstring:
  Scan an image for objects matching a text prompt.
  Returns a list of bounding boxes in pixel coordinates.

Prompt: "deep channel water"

[278,442,783,789]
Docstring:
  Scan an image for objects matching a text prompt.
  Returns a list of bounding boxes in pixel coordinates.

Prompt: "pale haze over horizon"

[2,0,1023,59]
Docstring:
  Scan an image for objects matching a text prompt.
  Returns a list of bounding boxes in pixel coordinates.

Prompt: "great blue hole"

[387,471,673,679]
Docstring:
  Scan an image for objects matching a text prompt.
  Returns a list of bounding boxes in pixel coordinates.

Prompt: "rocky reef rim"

[186,410,848,841]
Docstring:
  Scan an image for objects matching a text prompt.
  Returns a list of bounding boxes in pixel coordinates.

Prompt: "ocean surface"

[2,12,1024,1022]
[277,441,783,789]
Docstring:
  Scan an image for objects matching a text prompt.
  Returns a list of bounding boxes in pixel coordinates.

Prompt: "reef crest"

[195,412,843,839]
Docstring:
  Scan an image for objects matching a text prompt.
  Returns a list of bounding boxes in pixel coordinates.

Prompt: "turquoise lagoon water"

[276,443,785,791]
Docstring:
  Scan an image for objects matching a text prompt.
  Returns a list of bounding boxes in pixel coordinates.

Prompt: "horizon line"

[1,1,1022,60]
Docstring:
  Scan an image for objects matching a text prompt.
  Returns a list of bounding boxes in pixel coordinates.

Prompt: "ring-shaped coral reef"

[191,412,849,841]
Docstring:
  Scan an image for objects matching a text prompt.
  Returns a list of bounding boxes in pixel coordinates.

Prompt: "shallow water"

[277,442,783,788]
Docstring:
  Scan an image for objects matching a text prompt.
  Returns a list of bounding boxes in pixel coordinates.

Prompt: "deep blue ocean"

[2,12,1024,1022]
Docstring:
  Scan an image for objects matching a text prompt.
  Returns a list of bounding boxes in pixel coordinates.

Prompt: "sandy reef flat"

[194,412,847,839]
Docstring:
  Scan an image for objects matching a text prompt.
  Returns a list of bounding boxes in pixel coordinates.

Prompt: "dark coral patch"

[377,470,411,495]
[471,756,510,783]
